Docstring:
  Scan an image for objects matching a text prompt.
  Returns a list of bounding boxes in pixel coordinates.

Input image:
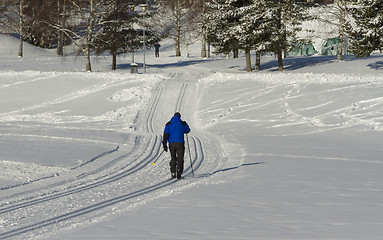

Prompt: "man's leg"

[175,143,185,179]
[169,143,177,178]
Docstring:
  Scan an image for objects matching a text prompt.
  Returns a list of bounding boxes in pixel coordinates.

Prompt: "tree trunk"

[18,0,24,57]
[336,0,346,61]
[175,20,181,56]
[84,0,95,72]
[112,51,117,70]
[175,36,181,57]
[57,0,65,56]
[337,36,343,61]
[201,27,207,58]
[207,42,210,58]
[175,0,182,57]
[201,0,207,58]
[277,48,283,71]
[233,48,239,58]
[276,6,284,71]
[255,52,261,71]
[84,45,92,72]
[246,48,252,72]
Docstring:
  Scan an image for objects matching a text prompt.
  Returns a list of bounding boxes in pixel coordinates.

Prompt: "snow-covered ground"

[0,35,383,239]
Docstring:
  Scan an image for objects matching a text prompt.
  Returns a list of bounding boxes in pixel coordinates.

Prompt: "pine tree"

[93,0,140,70]
[205,0,238,56]
[347,0,383,57]
[237,1,273,71]
[206,0,308,72]
[206,0,256,71]
[266,0,308,70]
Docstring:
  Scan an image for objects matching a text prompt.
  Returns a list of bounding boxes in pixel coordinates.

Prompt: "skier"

[154,42,161,57]
[162,112,191,179]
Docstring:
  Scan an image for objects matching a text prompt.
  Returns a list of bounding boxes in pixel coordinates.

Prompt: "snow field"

[1,34,383,239]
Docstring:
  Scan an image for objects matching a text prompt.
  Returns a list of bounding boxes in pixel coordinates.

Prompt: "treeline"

[205,0,383,71]
[0,0,382,72]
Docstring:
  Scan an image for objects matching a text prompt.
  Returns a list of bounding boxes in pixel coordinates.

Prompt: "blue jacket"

[163,115,190,143]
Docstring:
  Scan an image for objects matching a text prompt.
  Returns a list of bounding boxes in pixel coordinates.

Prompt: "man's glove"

[163,143,168,152]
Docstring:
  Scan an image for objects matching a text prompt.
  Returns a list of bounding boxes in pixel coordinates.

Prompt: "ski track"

[0,76,212,239]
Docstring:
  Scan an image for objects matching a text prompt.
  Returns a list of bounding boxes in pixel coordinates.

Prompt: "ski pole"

[152,149,165,165]
[186,134,194,176]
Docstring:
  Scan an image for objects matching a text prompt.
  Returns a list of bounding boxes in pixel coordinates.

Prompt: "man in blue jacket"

[163,112,191,179]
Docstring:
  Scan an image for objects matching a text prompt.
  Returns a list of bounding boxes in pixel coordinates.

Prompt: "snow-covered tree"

[206,0,308,72]
[205,0,238,57]
[206,0,255,66]
[93,0,141,70]
[265,0,308,71]
[347,0,383,57]
[236,1,274,71]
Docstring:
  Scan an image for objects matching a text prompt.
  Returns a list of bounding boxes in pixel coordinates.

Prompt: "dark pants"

[169,142,185,174]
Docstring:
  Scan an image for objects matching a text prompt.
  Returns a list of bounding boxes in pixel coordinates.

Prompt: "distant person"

[154,42,161,57]
[162,112,191,179]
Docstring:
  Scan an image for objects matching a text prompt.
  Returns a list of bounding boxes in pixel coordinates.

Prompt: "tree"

[94,0,159,70]
[23,0,60,48]
[205,0,241,58]
[314,0,351,61]
[236,1,273,71]
[192,0,213,58]
[347,0,383,57]
[2,0,70,55]
[206,0,307,72]
[266,0,308,70]
[154,0,199,56]
[93,0,138,70]
[48,0,106,71]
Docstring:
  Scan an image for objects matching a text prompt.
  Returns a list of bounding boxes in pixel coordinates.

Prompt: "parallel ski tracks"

[146,84,164,133]
[0,83,165,205]
[175,82,188,113]
[0,79,207,239]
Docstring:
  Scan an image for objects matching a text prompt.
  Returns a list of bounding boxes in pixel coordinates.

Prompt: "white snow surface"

[0,35,383,240]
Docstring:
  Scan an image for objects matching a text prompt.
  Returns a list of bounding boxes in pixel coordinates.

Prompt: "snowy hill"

[0,37,383,240]
[0,34,51,56]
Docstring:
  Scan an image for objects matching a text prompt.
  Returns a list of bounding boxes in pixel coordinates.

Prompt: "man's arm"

[182,121,191,134]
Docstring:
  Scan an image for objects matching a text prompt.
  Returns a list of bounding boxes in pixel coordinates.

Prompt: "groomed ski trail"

[0,74,224,240]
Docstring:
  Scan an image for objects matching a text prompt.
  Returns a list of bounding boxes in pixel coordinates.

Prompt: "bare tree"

[154,0,199,56]
[48,0,105,71]
[315,0,350,61]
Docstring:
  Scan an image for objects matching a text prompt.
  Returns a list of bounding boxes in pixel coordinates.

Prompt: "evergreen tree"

[206,0,308,72]
[266,0,308,71]
[206,0,256,71]
[93,0,141,70]
[237,1,273,71]
[347,0,383,57]
[205,0,238,57]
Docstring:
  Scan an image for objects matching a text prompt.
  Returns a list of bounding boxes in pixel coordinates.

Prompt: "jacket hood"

[171,115,181,123]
